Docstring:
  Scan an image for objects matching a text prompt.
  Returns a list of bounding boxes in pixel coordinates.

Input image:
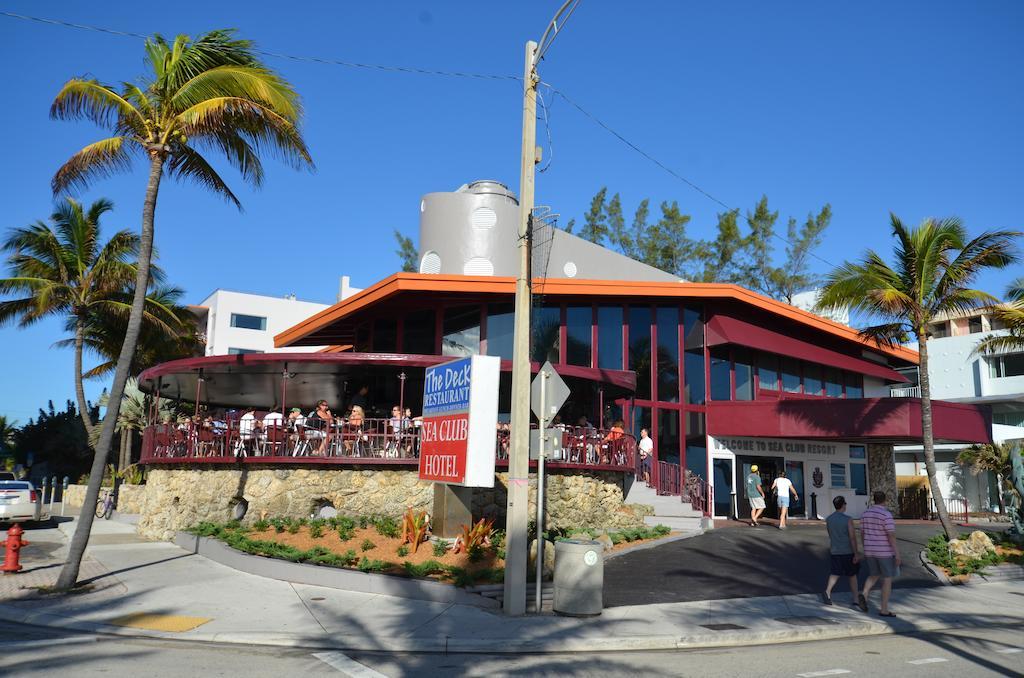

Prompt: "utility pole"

[503,38,539,617]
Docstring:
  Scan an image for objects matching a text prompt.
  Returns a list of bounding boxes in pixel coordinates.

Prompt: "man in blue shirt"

[746,465,766,526]
[822,495,860,605]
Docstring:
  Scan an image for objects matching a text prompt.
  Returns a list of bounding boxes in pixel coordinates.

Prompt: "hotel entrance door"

[736,456,785,521]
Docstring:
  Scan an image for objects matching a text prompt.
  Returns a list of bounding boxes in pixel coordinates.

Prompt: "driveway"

[603,522,952,607]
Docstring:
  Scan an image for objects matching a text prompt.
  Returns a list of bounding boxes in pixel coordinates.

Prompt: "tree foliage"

[568,188,831,302]
[393,230,417,272]
[958,442,1018,514]
[975,278,1024,356]
[12,400,98,479]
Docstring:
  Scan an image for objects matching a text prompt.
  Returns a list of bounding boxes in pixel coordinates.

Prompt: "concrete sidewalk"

[0,515,1021,654]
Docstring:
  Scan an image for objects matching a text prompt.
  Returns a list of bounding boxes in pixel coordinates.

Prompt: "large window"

[531,305,561,364]
[709,347,732,401]
[757,354,779,391]
[804,364,823,396]
[989,353,1024,378]
[781,357,801,393]
[830,463,847,488]
[629,306,652,399]
[683,306,705,405]
[373,318,397,352]
[230,313,266,331]
[658,408,680,465]
[734,348,753,401]
[403,309,436,355]
[851,463,867,496]
[485,304,514,361]
[566,305,592,367]
[442,306,479,356]
[656,306,679,402]
[597,305,623,370]
[228,347,262,355]
[845,372,863,399]
[824,368,843,398]
[685,411,707,479]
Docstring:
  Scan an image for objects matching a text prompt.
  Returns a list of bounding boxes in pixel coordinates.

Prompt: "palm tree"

[49,29,312,590]
[96,378,181,470]
[0,415,18,451]
[957,442,1016,515]
[975,278,1024,355]
[817,215,1019,539]
[0,198,145,437]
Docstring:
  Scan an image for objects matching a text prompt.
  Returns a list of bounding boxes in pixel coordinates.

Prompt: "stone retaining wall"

[62,483,147,514]
[136,465,647,541]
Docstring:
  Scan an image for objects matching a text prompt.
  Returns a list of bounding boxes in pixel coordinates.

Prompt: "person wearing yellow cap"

[745,464,766,526]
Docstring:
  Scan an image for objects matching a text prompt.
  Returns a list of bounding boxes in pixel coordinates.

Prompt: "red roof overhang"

[707,398,992,445]
[706,315,908,383]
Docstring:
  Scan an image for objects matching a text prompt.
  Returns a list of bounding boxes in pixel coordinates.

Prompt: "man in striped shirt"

[858,490,900,617]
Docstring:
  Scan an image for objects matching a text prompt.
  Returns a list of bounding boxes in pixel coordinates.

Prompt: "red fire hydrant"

[1,523,29,574]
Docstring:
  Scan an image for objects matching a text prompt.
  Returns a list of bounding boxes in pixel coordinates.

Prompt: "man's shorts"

[865,556,899,578]
[749,496,765,509]
[777,495,790,508]
[830,553,859,577]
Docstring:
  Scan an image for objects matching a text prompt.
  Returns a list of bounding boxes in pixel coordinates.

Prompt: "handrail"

[139,420,636,472]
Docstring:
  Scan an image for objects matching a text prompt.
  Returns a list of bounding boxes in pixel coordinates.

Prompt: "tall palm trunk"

[73,317,94,438]
[56,153,164,590]
[919,338,957,539]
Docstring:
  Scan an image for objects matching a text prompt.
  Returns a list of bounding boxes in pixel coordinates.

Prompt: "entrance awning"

[706,315,908,383]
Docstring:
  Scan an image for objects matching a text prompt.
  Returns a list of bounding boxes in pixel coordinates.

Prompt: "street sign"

[530,361,570,421]
[530,427,564,460]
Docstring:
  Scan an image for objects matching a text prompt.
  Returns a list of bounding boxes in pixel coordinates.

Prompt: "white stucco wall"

[199,290,329,355]
[926,330,1023,400]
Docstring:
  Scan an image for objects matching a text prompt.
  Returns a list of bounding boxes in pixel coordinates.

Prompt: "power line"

[0,11,521,82]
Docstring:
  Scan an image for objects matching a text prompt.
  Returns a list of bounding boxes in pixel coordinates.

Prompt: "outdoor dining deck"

[139,419,638,472]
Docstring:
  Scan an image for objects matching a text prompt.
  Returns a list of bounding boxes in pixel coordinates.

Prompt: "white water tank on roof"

[418,180,520,277]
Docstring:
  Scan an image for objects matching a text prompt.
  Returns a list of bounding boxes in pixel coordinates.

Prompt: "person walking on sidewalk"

[822,495,860,606]
[858,491,900,617]
[746,465,766,526]
[771,471,799,529]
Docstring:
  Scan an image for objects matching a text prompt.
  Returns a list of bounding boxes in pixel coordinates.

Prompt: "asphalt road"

[1,620,1021,677]
[604,523,952,607]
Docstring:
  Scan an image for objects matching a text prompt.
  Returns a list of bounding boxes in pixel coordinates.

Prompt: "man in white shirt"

[637,428,654,485]
[771,471,799,529]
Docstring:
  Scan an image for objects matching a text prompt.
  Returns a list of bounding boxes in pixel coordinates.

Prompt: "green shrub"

[652,524,671,537]
[337,526,354,542]
[490,530,505,549]
[360,538,376,552]
[432,540,449,557]
[224,519,242,531]
[374,516,400,539]
[396,545,410,558]
[188,521,223,538]
[357,557,388,573]
[403,560,447,578]
[496,547,506,561]
[252,519,270,532]
[358,515,370,529]
[340,549,358,566]
[467,544,485,563]
[608,532,624,545]
[308,519,325,539]
[270,518,286,533]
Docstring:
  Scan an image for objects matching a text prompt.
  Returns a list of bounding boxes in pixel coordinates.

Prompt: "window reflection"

[403,309,436,354]
[486,303,514,361]
[781,357,801,393]
[629,306,652,399]
[442,306,479,356]
[597,305,623,370]
[656,306,679,402]
[566,304,592,367]
[683,307,705,405]
[531,305,560,364]
[709,346,731,401]
[734,347,753,401]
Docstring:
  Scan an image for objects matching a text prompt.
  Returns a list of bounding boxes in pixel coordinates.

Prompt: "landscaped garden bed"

[924,530,1024,582]
[187,512,675,586]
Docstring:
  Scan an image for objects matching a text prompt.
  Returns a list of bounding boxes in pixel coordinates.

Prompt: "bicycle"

[95,487,115,519]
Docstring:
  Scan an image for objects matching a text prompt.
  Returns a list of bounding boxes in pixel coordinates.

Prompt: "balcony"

[889,385,921,398]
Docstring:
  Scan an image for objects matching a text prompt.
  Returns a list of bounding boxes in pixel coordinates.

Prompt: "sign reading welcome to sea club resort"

[418,355,499,487]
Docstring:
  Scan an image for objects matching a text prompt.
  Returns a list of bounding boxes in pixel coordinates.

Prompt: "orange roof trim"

[275,273,919,364]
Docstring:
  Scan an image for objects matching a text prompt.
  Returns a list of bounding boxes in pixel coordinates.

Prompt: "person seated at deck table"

[601,419,626,464]
[341,405,368,454]
[263,410,285,428]
[306,400,333,454]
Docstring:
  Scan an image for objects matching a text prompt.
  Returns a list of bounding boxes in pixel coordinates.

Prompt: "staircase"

[625,481,709,533]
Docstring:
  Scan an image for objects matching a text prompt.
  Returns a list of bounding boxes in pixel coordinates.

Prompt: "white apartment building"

[192,290,330,356]
[894,307,1024,513]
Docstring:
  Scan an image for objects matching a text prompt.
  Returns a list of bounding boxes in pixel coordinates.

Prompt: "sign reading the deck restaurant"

[418,355,498,487]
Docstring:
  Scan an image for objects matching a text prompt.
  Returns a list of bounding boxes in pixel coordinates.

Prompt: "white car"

[0,480,50,524]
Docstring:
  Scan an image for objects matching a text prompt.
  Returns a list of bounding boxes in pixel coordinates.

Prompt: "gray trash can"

[553,539,603,616]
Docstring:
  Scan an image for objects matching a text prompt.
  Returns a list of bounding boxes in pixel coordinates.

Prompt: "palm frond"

[936,228,1021,300]
[974,332,1024,356]
[171,65,300,120]
[165,145,241,207]
[50,79,146,130]
[858,322,910,347]
[52,136,135,195]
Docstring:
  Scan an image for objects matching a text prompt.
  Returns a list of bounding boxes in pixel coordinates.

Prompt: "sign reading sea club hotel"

[418,355,499,487]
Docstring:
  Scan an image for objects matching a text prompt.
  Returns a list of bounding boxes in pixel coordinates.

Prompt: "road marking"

[907,658,948,665]
[996,648,1022,654]
[796,670,852,677]
[0,636,98,649]
[313,651,388,677]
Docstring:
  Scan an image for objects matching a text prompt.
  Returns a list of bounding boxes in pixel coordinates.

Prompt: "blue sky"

[1,1,1022,423]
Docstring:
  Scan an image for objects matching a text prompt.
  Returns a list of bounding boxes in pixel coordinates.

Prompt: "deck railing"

[140,419,635,471]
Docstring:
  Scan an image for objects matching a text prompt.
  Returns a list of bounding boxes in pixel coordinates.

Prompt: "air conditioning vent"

[463,257,494,276]
[419,251,442,274]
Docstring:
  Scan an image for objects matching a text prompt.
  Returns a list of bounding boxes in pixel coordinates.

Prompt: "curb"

[603,529,705,561]
[0,600,987,654]
[174,532,499,609]
[918,549,1024,586]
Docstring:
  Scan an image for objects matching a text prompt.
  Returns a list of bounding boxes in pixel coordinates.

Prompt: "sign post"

[529,361,570,613]
[419,355,499,537]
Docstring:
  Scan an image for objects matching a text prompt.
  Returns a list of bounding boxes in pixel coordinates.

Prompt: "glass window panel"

[442,306,479,356]
[781,357,801,393]
[531,305,561,364]
[1003,353,1024,377]
[685,411,707,480]
[230,313,266,330]
[566,305,592,367]
[228,347,262,355]
[373,318,397,352]
[630,405,652,440]
[403,309,436,354]
[830,463,847,488]
[851,463,867,495]
[734,348,753,401]
[713,458,733,517]
[658,408,680,466]
[804,363,823,395]
[656,306,680,402]
[683,307,705,405]
[629,306,652,399]
[757,353,779,390]
[825,367,843,398]
[849,444,866,460]
[597,305,623,370]
[485,303,514,361]
[709,347,732,401]
[845,372,863,399]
